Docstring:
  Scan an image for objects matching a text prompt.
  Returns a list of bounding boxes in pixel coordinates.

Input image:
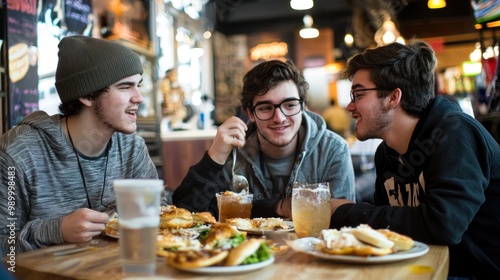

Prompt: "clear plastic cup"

[113,179,163,276]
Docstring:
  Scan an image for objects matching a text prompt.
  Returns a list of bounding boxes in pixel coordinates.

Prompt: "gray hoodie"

[0,111,157,254]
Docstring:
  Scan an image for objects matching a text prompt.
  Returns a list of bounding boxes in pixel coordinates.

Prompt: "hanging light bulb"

[300,15,319,39]
[344,32,354,47]
[374,19,402,46]
[382,31,396,44]
[303,14,313,27]
[428,0,446,9]
[299,27,319,39]
[290,0,314,10]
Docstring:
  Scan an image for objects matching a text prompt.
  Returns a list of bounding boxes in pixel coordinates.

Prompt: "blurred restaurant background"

[1,0,500,190]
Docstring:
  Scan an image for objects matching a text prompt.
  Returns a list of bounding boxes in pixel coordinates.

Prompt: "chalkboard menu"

[6,0,39,127]
[64,0,93,36]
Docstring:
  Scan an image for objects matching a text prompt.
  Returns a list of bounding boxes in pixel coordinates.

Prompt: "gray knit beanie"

[55,36,143,104]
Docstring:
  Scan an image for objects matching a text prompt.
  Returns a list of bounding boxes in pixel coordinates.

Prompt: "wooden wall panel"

[162,139,213,190]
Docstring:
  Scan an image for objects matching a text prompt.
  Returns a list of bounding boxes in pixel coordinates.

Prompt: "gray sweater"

[0,111,158,254]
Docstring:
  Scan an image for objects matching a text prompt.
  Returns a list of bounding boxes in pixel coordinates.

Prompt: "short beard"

[356,101,391,141]
[93,95,135,135]
[257,128,297,149]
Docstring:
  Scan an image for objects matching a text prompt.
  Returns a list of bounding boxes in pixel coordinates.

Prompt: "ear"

[386,88,402,109]
[246,107,256,122]
[78,97,93,107]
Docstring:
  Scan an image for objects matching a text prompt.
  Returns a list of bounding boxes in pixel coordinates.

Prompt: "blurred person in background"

[321,98,352,138]
[161,68,187,128]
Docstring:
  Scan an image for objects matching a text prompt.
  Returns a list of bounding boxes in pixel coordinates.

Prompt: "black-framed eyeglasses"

[350,88,388,103]
[251,98,304,121]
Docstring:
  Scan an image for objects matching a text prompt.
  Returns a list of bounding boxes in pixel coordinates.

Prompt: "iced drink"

[292,182,331,238]
[216,191,253,222]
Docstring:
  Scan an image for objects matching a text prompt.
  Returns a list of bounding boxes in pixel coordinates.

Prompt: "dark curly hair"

[58,87,109,116]
[240,60,309,113]
[340,40,436,117]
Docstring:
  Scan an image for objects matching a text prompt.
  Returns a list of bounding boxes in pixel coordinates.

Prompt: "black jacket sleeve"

[252,198,281,218]
[172,152,226,218]
[173,153,287,220]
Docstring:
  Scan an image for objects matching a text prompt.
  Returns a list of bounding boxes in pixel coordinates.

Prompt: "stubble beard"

[356,103,390,141]
[94,98,136,135]
[257,125,298,151]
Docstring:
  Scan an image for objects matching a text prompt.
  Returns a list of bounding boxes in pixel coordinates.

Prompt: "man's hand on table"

[61,208,109,243]
[276,196,292,219]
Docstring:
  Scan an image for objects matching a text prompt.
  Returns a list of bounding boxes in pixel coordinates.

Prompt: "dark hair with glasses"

[340,40,436,117]
[240,60,309,115]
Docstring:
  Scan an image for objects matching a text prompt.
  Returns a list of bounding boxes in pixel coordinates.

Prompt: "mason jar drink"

[216,191,253,222]
[292,182,331,238]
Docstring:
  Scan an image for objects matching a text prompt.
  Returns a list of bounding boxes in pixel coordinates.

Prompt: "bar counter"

[161,129,216,189]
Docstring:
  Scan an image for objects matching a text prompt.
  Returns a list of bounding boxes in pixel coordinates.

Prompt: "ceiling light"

[344,33,354,47]
[374,20,401,46]
[300,28,319,39]
[428,0,446,9]
[290,0,314,10]
[382,31,396,44]
[300,15,319,39]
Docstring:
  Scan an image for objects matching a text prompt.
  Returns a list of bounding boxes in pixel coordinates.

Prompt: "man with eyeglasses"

[328,40,500,279]
[173,60,355,219]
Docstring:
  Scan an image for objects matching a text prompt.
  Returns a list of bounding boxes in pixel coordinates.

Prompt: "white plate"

[103,225,211,239]
[175,255,275,274]
[288,237,429,264]
[104,232,119,239]
[238,221,295,235]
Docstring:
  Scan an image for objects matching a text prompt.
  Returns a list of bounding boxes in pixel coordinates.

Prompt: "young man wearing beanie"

[0,36,161,254]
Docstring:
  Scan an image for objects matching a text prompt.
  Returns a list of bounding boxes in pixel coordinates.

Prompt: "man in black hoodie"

[327,40,500,279]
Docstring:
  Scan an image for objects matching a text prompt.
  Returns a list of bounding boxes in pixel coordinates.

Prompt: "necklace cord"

[65,118,110,210]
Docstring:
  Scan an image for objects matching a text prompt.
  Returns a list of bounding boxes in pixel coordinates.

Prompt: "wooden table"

[10,232,449,280]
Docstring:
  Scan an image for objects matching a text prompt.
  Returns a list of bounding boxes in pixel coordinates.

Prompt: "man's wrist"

[275,199,284,216]
[207,148,226,165]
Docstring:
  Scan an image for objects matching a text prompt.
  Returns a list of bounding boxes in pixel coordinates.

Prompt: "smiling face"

[93,74,144,134]
[346,70,392,141]
[247,80,302,157]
